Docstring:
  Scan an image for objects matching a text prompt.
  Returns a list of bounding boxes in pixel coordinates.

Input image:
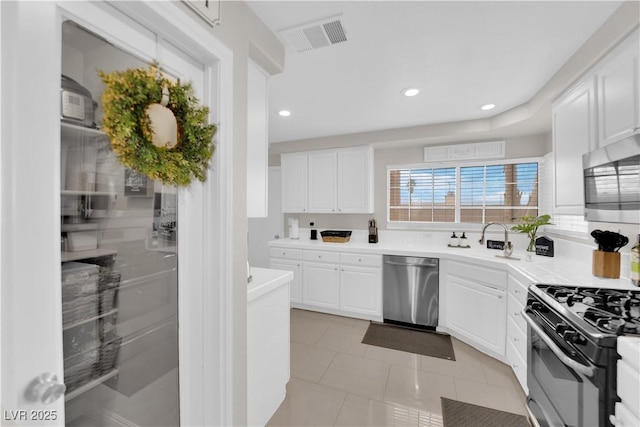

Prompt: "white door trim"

[92,2,236,425]
[0,1,234,425]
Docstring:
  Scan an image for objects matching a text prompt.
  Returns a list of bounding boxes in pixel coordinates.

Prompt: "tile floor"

[268,309,529,426]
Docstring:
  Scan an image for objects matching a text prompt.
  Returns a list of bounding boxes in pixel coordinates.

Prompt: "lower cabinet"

[270,259,303,304]
[270,246,382,320]
[340,265,381,317]
[445,273,507,357]
[613,338,640,427]
[506,316,527,390]
[506,273,529,393]
[302,261,340,309]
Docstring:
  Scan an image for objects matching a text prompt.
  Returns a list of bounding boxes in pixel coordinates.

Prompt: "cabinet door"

[340,265,381,317]
[270,259,303,304]
[302,262,340,309]
[445,274,506,356]
[308,151,337,213]
[247,61,269,218]
[506,332,528,394]
[337,147,374,214]
[552,78,596,215]
[597,36,640,147]
[281,153,308,213]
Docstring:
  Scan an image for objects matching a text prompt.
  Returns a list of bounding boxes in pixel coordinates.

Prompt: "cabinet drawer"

[269,247,303,260]
[340,253,381,267]
[618,337,640,371]
[614,402,640,427]
[304,250,340,263]
[507,292,526,334]
[507,314,527,358]
[617,359,640,419]
[506,337,528,393]
[508,274,529,305]
[447,260,507,288]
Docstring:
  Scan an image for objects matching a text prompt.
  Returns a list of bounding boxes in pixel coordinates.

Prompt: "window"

[388,161,539,224]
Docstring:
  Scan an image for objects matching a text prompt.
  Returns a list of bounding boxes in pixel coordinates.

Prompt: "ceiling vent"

[279,15,348,53]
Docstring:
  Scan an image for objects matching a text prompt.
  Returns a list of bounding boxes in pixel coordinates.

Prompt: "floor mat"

[441,398,530,427]
[361,322,455,360]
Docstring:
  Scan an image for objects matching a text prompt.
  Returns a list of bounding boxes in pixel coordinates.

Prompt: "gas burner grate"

[582,307,640,335]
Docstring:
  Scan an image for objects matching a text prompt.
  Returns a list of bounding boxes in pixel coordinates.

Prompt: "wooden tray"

[320,230,352,243]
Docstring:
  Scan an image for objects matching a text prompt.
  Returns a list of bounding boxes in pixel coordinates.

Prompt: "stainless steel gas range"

[523,284,640,427]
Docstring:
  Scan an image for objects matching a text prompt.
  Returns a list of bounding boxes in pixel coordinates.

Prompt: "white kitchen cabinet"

[302,261,340,309]
[247,61,269,218]
[552,77,596,215]
[551,30,639,215]
[270,246,381,319]
[308,150,338,213]
[337,147,374,214]
[445,268,507,357]
[597,32,640,148]
[614,337,640,426]
[269,248,303,304]
[270,259,303,304]
[506,273,528,392]
[280,146,374,214]
[281,153,308,212]
[340,265,382,317]
[612,402,640,427]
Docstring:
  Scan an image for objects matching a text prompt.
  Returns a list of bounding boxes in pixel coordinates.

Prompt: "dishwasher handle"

[384,260,438,267]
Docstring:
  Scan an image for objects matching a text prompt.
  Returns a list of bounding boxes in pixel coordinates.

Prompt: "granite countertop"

[269,236,636,290]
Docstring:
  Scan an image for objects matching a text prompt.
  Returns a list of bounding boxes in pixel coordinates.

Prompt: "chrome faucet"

[479,222,514,258]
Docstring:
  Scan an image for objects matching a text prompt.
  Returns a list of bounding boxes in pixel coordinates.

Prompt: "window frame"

[386,156,542,230]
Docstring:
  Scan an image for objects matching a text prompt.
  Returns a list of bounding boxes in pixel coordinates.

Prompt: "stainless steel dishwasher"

[383,255,439,329]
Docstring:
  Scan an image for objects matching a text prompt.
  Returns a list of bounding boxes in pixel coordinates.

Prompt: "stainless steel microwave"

[582,135,640,224]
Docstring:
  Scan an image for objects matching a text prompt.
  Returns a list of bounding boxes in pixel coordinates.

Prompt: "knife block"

[593,250,621,278]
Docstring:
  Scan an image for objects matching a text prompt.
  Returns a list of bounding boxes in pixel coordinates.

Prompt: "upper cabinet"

[597,34,640,147]
[281,146,374,214]
[308,150,338,213]
[247,61,269,218]
[337,147,374,214]
[281,152,308,212]
[552,78,596,215]
[552,30,639,215]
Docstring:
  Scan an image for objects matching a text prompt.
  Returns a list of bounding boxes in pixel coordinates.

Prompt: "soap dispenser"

[449,232,458,247]
[459,232,468,248]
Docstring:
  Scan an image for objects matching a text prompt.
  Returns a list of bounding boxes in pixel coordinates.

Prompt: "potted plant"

[511,214,553,252]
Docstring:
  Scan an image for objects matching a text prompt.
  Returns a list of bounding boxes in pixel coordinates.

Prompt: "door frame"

[0,1,234,425]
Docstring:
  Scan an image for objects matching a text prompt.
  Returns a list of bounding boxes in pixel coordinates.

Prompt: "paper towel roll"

[289,218,299,240]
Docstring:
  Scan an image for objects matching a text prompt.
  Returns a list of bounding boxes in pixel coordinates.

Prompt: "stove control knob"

[555,323,569,335]
[530,301,543,311]
[563,330,583,344]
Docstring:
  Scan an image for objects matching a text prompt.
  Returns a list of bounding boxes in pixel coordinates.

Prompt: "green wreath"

[99,65,216,186]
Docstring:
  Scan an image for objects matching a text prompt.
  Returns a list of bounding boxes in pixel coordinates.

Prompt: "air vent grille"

[323,21,347,44]
[279,15,348,53]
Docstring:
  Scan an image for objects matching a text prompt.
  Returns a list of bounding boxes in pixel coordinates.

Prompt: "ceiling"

[246,1,623,145]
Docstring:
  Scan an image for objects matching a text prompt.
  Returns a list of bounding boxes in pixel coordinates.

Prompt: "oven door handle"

[522,310,595,378]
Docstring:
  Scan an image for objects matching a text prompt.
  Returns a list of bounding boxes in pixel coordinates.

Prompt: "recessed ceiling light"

[402,88,420,97]
[278,110,291,117]
[480,104,496,111]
